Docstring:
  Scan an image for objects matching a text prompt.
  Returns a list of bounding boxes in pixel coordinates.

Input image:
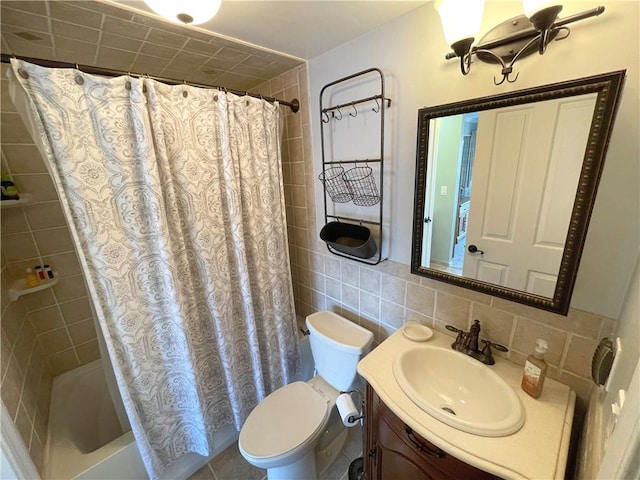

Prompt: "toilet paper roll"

[336,393,359,427]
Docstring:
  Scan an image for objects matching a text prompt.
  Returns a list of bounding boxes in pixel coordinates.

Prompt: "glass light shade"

[143,0,221,25]
[522,0,561,18]
[434,0,485,46]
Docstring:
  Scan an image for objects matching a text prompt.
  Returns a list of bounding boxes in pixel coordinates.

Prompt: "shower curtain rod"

[1,53,300,113]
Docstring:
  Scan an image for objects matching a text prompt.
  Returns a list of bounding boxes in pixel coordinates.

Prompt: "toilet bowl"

[238,311,373,480]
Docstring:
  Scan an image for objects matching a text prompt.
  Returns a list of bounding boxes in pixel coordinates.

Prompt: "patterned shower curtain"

[9,59,299,479]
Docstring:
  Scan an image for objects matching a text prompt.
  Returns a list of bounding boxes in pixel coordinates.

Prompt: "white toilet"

[238,310,374,480]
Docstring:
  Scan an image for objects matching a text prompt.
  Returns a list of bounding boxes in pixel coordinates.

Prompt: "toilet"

[238,310,374,480]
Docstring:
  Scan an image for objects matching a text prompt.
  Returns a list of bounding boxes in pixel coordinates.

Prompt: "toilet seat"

[239,381,329,469]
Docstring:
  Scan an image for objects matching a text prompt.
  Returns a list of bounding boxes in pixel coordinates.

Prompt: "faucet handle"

[481,339,509,352]
[445,325,466,350]
[445,325,463,334]
[490,342,508,353]
[478,340,509,365]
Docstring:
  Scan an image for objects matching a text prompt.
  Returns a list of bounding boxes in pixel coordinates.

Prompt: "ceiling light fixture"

[143,0,221,25]
[434,0,605,85]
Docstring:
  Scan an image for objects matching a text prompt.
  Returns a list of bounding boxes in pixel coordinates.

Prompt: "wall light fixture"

[143,0,222,25]
[434,0,605,85]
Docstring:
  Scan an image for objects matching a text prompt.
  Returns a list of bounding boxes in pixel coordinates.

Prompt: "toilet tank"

[306,311,374,391]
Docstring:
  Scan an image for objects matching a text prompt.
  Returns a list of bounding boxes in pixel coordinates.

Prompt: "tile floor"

[187,425,363,480]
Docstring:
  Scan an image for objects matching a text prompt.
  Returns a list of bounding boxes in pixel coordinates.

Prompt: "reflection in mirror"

[412,72,625,315]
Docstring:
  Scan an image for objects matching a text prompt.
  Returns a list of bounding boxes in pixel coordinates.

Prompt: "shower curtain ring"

[332,108,342,120]
[350,102,358,117]
[372,98,380,113]
[322,111,330,123]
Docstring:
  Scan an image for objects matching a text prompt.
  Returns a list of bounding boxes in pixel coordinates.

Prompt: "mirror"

[411,71,625,315]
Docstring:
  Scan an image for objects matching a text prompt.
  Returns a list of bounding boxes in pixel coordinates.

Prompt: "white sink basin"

[393,346,524,437]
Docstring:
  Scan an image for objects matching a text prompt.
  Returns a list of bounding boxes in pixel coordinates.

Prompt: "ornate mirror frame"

[411,71,626,315]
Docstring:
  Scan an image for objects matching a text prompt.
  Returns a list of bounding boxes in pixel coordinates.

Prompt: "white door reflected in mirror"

[422,93,598,299]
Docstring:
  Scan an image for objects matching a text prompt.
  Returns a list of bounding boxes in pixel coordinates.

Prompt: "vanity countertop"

[357,325,576,480]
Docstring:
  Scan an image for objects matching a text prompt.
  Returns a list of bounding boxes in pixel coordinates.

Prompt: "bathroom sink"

[392,346,524,437]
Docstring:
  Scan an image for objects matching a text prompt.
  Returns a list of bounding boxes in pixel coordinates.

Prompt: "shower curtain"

[9,59,299,479]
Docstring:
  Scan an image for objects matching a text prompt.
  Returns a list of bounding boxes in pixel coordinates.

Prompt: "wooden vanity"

[365,384,502,479]
[357,326,576,479]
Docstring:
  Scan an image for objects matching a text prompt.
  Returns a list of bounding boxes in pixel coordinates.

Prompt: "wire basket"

[318,166,353,203]
[343,166,380,206]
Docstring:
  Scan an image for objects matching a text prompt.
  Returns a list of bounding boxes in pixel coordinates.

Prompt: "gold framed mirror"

[411,71,625,315]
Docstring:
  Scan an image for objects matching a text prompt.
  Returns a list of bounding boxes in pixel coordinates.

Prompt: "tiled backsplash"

[257,64,614,411]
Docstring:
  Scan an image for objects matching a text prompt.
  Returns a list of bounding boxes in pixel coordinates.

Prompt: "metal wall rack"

[318,68,391,265]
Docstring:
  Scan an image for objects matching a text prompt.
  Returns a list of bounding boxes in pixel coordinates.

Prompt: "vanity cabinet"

[364,384,502,480]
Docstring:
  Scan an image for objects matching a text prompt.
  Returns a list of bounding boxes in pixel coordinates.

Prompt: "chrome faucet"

[445,320,508,365]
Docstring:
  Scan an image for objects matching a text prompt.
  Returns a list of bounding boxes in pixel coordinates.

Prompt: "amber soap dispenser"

[521,339,548,399]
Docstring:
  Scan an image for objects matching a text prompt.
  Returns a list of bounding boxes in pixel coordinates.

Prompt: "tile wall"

[0,258,51,475]
[256,64,615,412]
[1,62,102,474]
[1,64,100,376]
[0,0,301,91]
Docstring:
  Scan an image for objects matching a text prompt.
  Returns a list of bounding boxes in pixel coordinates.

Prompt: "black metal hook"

[322,111,330,123]
[372,98,380,113]
[494,68,519,85]
[332,108,343,120]
[349,102,358,117]
[459,53,472,76]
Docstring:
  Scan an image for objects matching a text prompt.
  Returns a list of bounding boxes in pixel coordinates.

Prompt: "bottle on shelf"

[1,173,19,201]
[25,268,40,287]
[35,265,46,280]
[43,265,54,279]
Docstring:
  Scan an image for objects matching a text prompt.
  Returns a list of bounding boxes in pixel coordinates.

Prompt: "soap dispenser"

[521,339,548,399]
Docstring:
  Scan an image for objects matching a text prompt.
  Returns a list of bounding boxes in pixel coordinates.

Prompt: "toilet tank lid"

[306,311,374,354]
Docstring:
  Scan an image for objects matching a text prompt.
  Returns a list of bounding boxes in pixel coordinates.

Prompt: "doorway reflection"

[429,112,478,276]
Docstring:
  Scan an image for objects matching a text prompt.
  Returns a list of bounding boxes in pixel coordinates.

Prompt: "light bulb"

[143,0,221,25]
[434,0,485,46]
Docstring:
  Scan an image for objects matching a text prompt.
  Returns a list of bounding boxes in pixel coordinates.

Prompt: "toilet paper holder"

[339,389,364,424]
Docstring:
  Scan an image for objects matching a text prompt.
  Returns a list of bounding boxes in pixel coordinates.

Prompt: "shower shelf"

[318,68,390,265]
[1,193,33,208]
[9,274,58,302]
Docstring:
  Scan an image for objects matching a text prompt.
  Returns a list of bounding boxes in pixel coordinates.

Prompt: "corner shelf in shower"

[9,275,58,302]
[1,193,33,208]
[318,68,390,265]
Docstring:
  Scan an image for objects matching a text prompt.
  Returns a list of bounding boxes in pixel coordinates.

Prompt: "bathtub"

[44,336,313,480]
[43,360,238,480]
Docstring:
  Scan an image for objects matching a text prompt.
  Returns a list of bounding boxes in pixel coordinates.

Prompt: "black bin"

[320,222,377,259]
